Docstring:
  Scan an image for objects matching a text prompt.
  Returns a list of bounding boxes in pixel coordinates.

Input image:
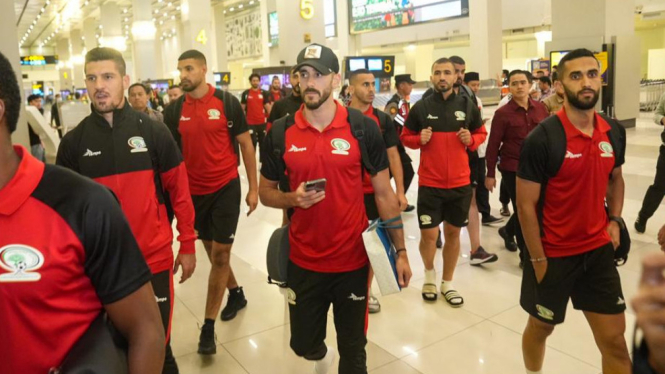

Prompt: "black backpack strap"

[540,115,568,179]
[270,114,296,188]
[372,107,390,134]
[348,107,377,176]
[214,89,241,158]
[599,114,626,171]
[164,95,185,150]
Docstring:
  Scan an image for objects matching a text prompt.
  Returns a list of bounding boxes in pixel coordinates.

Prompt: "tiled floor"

[169,108,662,373]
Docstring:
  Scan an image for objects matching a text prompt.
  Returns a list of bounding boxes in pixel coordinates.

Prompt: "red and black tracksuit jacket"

[56,102,197,275]
[401,91,487,189]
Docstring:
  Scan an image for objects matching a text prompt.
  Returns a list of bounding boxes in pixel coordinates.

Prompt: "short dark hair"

[508,70,530,84]
[272,76,280,81]
[27,94,42,103]
[129,83,150,95]
[168,85,182,90]
[349,68,374,83]
[249,73,261,82]
[85,47,126,76]
[431,57,453,72]
[0,52,21,134]
[449,56,466,66]
[551,71,559,82]
[557,49,598,76]
[539,76,552,86]
[178,49,207,64]
[502,69,509,77]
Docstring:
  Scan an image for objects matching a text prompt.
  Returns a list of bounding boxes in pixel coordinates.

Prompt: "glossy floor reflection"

[170,109,660,373]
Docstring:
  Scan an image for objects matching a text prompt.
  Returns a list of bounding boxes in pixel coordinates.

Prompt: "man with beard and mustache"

[56,47,196,374]
[163,49,258,355]
[260,44,412,374]
[485,70,549,266]
[517,49,630,374]
[241,73,271,157]
[348,68,407,314]
[401,57,487,307]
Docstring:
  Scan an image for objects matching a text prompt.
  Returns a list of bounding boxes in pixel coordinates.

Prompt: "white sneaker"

[313,346,336,374]
[368,296,381,313]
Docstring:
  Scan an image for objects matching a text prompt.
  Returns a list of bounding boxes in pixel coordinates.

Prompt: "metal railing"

[640,79,665,112]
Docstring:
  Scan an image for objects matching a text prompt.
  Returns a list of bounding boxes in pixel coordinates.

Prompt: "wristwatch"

[609,216,626,229]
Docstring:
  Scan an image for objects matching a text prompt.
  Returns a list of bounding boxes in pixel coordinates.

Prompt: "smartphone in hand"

[304,178,327,192]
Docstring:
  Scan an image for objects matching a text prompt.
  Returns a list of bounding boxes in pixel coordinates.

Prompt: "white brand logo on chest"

[427,114,438,120]
[83,149,101,157]
[331,138,351,155]
[180,116,191,121]
[0,244,45,282]
[565,151,582,159]
[288,144,307,153]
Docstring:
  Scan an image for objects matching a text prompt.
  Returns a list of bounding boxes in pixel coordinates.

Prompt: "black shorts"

[468,150,479,186]
[287,262,369,373]
[417,185,473,229]
[191,178,241,244]
[520,243,625,325]
[364,193,379,221]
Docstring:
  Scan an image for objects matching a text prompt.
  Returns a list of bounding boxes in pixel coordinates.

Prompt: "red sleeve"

[467,124,487,152]
[400,126,422,149]
[485,111,507,178]
[161,163,197,254]
[266,121,273,132]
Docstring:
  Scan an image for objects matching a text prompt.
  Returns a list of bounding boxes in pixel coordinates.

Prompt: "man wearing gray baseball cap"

[260,43,412,374]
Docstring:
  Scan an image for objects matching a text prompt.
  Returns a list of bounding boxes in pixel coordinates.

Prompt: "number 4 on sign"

[196,29,207,45]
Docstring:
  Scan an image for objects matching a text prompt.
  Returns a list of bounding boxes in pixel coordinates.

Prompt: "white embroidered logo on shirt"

[565,151,582,159]
[599,141,614,158]
[288,144,307,153]
[208,109,221,120]
[83,149,102,157]
[128,137,148,153]
[427,114,439,120]
[455,111,466,121]
[180,116,191,121]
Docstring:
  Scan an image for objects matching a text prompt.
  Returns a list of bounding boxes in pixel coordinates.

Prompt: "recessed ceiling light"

[176,5,180,10]
[239,4,243,8]
[168,2,172,6]
[171,15,175,20]
[159,20,163,24]
[230,7,234,11]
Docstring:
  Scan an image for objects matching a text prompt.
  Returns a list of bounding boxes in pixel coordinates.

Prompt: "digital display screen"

[349,0,468,34]
[367,58,382,71]
[21,55,58,66]
[349,58,366,71]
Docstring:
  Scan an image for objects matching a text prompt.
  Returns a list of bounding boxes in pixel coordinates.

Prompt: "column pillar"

[82,18,98,52]
[213,4,228,70]
[69,29,85,88]
[131,0,159,80]
[404,44,434,82]
[469,0,502,81]
[180,0,214,83]
[1,0,29,147]
[548,0,639,127]
[56,39,73,91]
[100,2,126,53]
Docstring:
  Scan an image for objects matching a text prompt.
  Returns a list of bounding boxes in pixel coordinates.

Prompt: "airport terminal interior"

[6,0,665,373]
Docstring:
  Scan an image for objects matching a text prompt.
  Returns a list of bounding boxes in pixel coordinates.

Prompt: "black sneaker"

[221,287,248,321]
[470,246,499,265]
[500,205,511,217]
[482,215,504,226]
[635,216,647,234]
[498,227,518,252]
[405,205,415,213]
[197,324,217,355]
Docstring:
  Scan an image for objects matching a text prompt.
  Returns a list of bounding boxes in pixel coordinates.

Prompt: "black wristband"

[395,248,407,255]
[609,216,626,229]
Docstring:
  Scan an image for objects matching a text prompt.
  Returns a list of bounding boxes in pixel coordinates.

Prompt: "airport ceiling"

[14,0,253,49]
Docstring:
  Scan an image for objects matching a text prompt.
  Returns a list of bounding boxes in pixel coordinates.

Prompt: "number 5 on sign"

[384,59,392,74]
[300,0,314,20]
[196,29,208,45]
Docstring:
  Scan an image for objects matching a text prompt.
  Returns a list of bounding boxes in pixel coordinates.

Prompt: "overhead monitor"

[348,58,367,71]
[349,0,469,34]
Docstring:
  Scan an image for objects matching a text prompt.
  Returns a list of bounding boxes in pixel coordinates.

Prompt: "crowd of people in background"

[4,42,665,374]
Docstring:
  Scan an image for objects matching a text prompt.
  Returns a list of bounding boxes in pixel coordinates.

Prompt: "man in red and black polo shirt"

[0,50,165,374]
[348,68,406,314]
[517,49,630,374]
[260,44,412,374]
[401,57,487,307]
[164,50,259,355]
[269,75,287,103]
[241,73,271,156]
[56,47,196,374]
[485,70,549,264]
